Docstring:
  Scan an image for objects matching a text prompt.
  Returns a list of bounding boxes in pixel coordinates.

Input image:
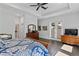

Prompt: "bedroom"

[0,3,79,56]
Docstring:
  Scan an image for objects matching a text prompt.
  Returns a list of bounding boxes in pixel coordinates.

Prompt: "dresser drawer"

[61,35,79,45]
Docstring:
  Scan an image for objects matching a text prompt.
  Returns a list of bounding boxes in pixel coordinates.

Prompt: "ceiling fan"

[30,3,48,11]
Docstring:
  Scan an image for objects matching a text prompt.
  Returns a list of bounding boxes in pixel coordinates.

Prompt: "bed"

[0,38,49,56]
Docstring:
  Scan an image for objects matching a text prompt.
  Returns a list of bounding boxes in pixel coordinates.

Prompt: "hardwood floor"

[48,40,79,56]
[26,38,79,56]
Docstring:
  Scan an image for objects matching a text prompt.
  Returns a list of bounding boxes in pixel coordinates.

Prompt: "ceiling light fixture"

[30,3,48,11]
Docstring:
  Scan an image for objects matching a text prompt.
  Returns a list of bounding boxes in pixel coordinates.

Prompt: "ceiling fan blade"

[37,3,40,5]
[41,3,48,5]
[36,6,40,11]
[41,6,48,9]
[30,5,37,6]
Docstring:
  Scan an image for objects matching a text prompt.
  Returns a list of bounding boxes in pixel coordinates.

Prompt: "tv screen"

[64,29,78,36]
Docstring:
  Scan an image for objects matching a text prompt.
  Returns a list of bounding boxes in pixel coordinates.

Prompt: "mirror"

[28,24,36,32]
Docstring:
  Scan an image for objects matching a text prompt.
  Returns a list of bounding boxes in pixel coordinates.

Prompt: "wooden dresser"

[26,31,39,40]
[61,35,79,45]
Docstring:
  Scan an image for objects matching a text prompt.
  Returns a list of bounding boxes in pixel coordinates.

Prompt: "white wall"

[38,12,79,40]
[0,8,17,39]
[38,19,51,39]
[0,5,37,39]
[21,13,37,38]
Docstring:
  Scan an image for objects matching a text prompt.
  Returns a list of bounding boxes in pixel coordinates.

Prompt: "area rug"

[61,44,73,53]
[55,51,69,56]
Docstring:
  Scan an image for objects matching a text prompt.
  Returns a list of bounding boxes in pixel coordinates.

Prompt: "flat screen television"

[64,29,78,36]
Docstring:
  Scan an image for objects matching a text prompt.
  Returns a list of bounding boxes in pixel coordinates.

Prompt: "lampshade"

[58,22,62,26]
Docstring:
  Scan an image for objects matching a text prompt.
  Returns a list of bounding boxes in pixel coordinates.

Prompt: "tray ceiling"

[1,3,79,18]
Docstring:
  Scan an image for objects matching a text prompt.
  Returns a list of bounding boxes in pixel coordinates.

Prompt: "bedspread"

[0,39,49,56]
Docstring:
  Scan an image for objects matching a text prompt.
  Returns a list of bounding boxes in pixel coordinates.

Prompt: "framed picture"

[42,26,47,31]
[38,26,41,31]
